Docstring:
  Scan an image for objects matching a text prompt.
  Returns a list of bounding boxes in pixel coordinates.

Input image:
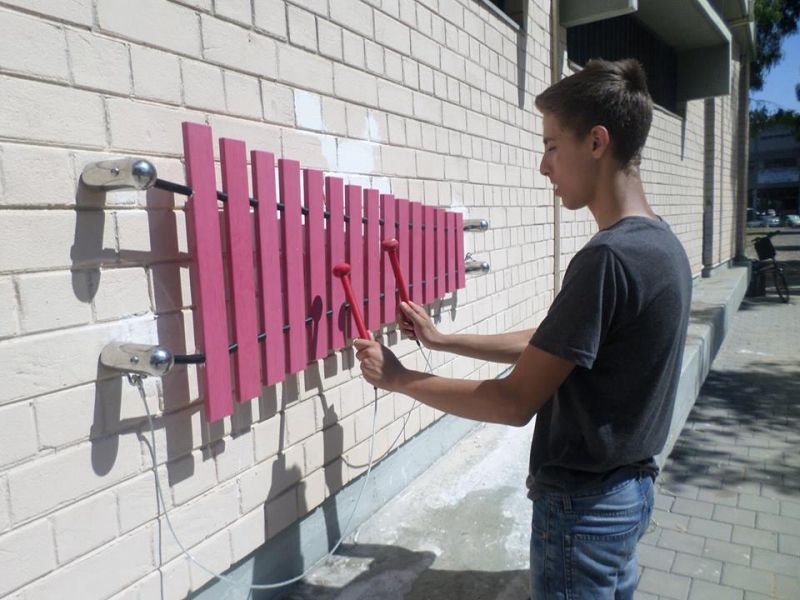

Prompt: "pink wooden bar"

[410,201,423,303]
[279,159,307,374]
[220,138,260,403]
[252,150,285,387]
[380,194,396,322]
[182,122,233,422]
[446,211,457,293]
[305,169,328,361]
[364,189,380,330]
[455,212,465,289]
[345,185,363,339]
[435,208,446,297]
[423,205,435,304]
[327,177,346,350]
[397,199,410,301]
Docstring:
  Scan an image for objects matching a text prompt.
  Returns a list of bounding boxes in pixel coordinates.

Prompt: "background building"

[0,1,752,598]
[748,123,800,216]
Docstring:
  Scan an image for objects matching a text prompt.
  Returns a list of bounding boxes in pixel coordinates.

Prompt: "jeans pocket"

[566,480,646,600]
[569,519,641,600]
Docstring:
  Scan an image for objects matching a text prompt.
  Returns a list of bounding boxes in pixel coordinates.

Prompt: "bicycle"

[748,230,790,303]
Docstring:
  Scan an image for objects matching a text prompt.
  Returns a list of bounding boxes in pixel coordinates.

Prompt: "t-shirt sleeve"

[530,245,626,369]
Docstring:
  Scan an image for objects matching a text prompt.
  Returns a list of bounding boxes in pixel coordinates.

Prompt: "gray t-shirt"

[527,216,692,498]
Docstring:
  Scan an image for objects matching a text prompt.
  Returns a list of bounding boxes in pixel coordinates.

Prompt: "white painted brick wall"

[0,77,107,147]
[0,8,70,82]
[287,4,318,52]
[0,277,19,338]
[0,519,57,597]
[17,270,93,332]
[0,144,76,208]
[96,0,201,56]
[0,0,742,596]
[22,527,154,600]
[52,490,119,564]
[130,46,183,104]
[67,30,132,95]
[278,44,334,95]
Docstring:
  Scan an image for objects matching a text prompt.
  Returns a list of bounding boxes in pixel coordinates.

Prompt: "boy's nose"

[539,154,549,177]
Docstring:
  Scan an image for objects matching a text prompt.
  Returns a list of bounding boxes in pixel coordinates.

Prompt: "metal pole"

[550,0,562,293]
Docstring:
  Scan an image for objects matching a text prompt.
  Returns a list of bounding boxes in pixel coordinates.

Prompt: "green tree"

[751,0,799,90]
[750,105,800,139]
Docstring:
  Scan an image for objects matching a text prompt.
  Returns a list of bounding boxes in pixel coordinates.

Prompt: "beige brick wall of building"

[0,1,743,598]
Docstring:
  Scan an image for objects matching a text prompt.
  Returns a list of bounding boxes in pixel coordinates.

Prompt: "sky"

[750,31,800,112]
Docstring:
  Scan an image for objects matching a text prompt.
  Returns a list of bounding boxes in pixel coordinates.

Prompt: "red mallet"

[381,239,411,305]
[333,263,369,340]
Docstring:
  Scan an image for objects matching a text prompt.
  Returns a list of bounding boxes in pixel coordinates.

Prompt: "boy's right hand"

[398,301,443,349]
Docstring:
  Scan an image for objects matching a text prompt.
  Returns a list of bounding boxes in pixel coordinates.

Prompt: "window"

[567,15,678,113]
[480,0,524,28]
[764,158,796,169]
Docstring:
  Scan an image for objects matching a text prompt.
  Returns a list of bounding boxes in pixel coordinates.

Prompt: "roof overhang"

[559,0,738,101]
[711,0,756,56]
[559,0,637,28]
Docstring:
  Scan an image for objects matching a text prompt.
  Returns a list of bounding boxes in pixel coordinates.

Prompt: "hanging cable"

[134,329,435,592]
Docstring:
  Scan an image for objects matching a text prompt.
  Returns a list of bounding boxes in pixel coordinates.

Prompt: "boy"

[354,58,692,599]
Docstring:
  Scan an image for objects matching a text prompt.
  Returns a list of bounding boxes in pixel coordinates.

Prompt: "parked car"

[782,214,800,228]
[747,214,780,228]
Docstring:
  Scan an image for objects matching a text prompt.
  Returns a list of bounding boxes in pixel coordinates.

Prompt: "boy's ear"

[589,125,611,158]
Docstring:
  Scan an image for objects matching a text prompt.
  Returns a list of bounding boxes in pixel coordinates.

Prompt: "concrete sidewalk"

[279,235,800,600]
[636,232,800,600]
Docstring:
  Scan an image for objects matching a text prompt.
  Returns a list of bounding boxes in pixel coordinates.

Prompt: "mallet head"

[381,239,399,253]
[332,263,351,278]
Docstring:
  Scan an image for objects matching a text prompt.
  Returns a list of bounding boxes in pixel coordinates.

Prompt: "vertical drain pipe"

[702,98,716,278]
[550,0,562,293]
[734,56,750,262]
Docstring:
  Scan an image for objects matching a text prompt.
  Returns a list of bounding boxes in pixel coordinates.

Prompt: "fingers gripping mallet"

[333,263,369,340]
[381,239,420,346]
[381,239,411,305]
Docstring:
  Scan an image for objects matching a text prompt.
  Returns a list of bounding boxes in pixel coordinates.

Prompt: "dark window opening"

[481,0,525,28]
[764,157,797,169]
[566,15,678,114]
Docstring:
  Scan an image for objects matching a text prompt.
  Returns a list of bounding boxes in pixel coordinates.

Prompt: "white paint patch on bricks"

[294,90,324,131]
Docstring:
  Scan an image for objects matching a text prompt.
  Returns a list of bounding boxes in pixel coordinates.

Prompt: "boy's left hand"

[353,334,407,391]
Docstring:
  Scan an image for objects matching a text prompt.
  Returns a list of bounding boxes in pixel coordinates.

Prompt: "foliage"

[750,105,800,140]
[751,0,800,90]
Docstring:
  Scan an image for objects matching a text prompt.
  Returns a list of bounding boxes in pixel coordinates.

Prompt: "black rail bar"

[154,178,449,229]
[171,279,444,365]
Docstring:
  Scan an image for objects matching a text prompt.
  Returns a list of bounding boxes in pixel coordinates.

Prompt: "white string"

[132,336,434,593]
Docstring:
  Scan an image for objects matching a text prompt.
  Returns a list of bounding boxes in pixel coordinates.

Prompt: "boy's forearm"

[393,370,525,426]
[431,328,536,364]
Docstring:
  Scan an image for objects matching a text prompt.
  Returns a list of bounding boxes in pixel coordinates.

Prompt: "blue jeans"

[530,472,654,600]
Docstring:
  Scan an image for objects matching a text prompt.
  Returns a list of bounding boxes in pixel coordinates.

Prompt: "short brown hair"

[535,59,653,167]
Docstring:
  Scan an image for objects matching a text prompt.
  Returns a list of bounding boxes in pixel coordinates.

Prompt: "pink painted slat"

[455,212,466,289]
[380,194,396,323]
[410,201,423,303]
[397,199,410,302]
[327,177,346,350]
[364,189,380,330]
[305,169,327,361]
[345,185,363,339]
[182,122,232,422]
[220,138,260,403]
[423,205,435,304]
[446,211,457,293]
[252,150,285,387]
[435,208,446,298]
[279,159,307,374]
